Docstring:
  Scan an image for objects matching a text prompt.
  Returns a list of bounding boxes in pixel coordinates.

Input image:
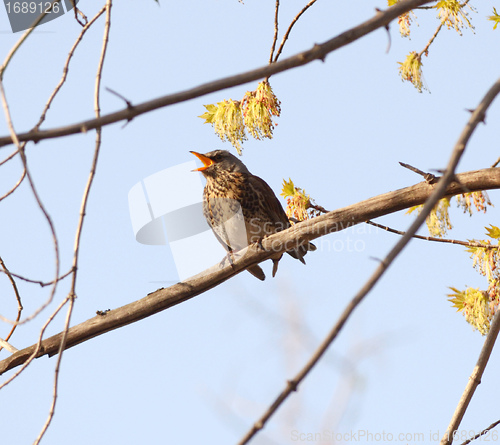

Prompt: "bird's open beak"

[190,151,213,171]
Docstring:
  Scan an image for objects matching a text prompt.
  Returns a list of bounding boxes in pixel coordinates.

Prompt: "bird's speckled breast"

[203,171,283,250]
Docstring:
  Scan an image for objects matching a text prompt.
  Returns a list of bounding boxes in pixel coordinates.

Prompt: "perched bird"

[191,149,316,280]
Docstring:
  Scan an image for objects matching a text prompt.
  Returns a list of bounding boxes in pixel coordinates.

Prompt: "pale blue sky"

[0,1,499,444]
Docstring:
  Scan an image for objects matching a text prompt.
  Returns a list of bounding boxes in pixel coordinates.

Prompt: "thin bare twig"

[32,296,75,445]
[0,295,71,391]
[460,419,500,445]
[33,1,112,443]
[105,87,133,108]
[273,0,318,63]
[0,4,105,214]
[0,81,60,326]
[418,21,444,58]
[0,167,26,202]
[0,0,60,209]
[399,161,438,183]
[268,0,280,65]
[2,7,102,303]
[0,0,61,80]
[307,202,495,250]
[418,0,473,62]
[365,221,497,249]
[34,5,108,131]
[69,3,110,296]
[0,256,22,353]
[491,156,500,168]
[0,339,17,354]
[0,267,73,293]
[238,78,500,445]
[0,149,17,167]
[70,0,88,27]
[307,203,329,215]
[0,0,434,148]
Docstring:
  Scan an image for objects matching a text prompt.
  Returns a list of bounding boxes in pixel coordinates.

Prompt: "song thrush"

[191,150,316,280]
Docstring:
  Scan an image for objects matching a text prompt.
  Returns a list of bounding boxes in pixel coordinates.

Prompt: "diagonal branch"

[238,75,500,445]
[0,0,433,148]
[441,309,500,445]
[1,167,500,377]
[460,419,500,445]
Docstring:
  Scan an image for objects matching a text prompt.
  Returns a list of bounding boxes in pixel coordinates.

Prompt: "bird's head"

[190,150,250,177]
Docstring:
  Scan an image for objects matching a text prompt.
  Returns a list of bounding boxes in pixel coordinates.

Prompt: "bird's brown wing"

[247,175,290,228]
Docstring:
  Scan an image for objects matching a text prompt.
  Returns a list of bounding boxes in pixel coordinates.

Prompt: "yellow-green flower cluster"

[280,178,321,222]
[407,198,452,237]
[199,81,281,155]
[427,199,452,237]
[199,100,246,154]
[456,191,492,216]
[488,7,500,30]
[487,279,500,312]
[398,52,426,92]
[241,81,281,140]
[448,287,493,335]
[398,12,413,38]
[387,0,417,38]
[435,0,474,35]
[409,194,492,237]
[451,226,500,335]
[466,227,500,283]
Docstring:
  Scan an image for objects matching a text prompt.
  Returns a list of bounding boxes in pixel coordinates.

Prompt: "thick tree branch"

[1,167,499,376]
[0,0,432,148]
